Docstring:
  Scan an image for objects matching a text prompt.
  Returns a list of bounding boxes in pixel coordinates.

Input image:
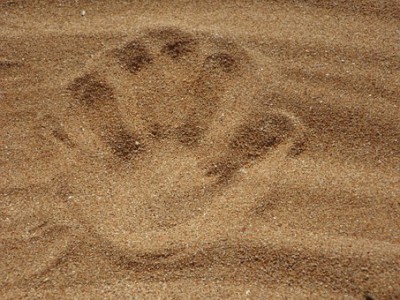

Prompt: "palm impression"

[64,27,306,262]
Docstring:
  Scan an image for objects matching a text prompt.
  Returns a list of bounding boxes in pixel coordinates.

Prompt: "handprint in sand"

[62,27,306,263]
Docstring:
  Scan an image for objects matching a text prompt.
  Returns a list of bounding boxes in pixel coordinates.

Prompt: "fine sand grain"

[1,1,400,299]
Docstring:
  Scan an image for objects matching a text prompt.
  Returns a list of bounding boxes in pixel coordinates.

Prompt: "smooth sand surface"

[1,1,399,299]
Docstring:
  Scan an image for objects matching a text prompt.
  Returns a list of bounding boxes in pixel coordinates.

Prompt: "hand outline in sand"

[63,26,306,263]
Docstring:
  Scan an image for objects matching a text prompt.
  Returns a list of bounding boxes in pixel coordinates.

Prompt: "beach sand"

[1,1,399,299]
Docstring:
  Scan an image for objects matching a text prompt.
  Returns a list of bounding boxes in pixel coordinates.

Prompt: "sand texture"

[1,1,400,299]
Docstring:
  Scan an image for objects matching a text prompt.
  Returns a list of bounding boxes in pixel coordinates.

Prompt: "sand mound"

[1,1,399,299]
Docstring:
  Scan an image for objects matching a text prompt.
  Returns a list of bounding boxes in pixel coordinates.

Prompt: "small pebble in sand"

[80,10,86,17]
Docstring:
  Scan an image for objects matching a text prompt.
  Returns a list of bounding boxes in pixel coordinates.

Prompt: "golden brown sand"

[1,1,399,299]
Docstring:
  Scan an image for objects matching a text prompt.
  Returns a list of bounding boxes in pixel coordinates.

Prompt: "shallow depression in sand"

[64,26,306,260]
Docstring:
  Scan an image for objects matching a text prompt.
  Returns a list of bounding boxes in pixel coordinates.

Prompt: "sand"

[1,1,399,299]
